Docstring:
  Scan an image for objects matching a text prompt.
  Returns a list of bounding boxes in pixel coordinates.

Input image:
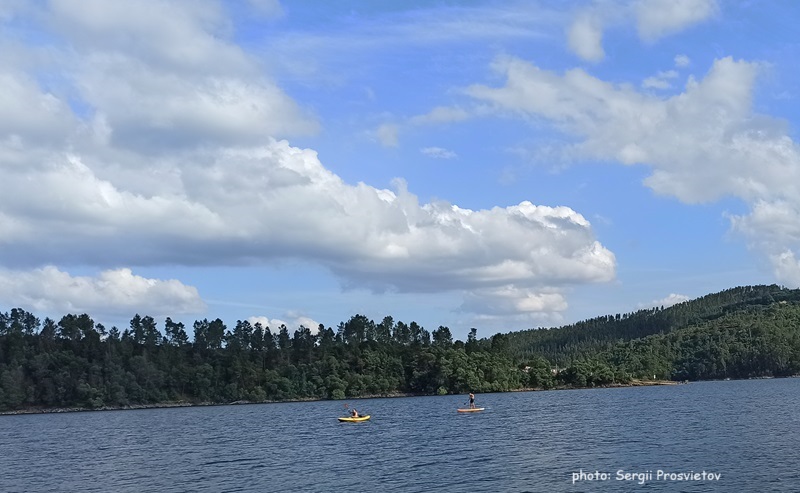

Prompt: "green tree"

[432,326,453,348]
[165,317,189,347]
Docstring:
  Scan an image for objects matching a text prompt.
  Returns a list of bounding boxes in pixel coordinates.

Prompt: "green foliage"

[2,285,800,412]
[506,284,799,365]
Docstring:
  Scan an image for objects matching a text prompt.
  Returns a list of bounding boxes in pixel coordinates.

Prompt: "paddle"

[343,402,367,418]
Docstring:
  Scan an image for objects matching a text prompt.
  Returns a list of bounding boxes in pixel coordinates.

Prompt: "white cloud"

[410,106,471,126]
[635,0,718,42]
[248,316,287,330]
[565,1,716,61]
[465,54,800,286]
[50,0,245,73]
[421,147,457,159]
[729,201,800,286]
[81,66,318,151]
[0,1,619,322]
[247,315,320,333]
[466,56,768,202]
[43,0,318,154]
[294,315,321,331]
[674,54,691,67]
[0,266,205,317]
[641,70,678,90]
[376,123,399,147]
[639,293,690,309]
[729,201,800,249]
[461,286,568,317]
[769,250,800,287]
[567,13,605,62]
[0,135,616,318]
[0,71,77,144]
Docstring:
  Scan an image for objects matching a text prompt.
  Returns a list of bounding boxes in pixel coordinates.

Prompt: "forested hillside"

[601,301,800,381]
[2,285,800,412]
[505,285,800,365]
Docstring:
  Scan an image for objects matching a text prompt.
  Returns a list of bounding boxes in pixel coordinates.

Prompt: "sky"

[1,0,799,340]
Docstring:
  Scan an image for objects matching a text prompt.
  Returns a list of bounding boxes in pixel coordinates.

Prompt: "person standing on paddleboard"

[469,392,475,409]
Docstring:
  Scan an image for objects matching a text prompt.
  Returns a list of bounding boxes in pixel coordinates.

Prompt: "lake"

[2,379,799,492]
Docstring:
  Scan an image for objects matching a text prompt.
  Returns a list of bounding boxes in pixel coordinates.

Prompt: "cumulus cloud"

[465,54,800,286]
[49,0,244,70]
[769,250,800,287]
[46,0,318,154]
[0,136,616,314]
[248,316,284,329]
[466,56,764,202]
[461,287,568,317]
[567,13,605,62]
[293,315,322,331]
[0,0,618,323]
[639,293,690,309]
[0,266,205,318]
[729,201,800,286]
[0,71,77,144]
[81,67,318,152]
[247,315,321,333]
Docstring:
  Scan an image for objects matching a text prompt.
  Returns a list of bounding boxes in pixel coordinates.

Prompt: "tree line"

[0,312,526,411]
[2,284,800,412]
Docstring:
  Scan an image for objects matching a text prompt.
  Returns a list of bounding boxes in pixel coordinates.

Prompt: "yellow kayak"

[338,415,371,422]
[457,408,485,413]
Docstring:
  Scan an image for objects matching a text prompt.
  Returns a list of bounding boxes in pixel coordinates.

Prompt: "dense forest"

[2,284,800,412]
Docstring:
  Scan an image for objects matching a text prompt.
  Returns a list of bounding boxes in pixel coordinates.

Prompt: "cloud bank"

[466,54,800,287]
[0,0,616,324]
[0,267,204,319]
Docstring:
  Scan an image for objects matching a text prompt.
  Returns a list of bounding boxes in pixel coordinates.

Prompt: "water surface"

[2,379,799,492]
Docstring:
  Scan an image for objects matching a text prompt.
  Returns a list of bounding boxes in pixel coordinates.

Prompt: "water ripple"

[2,379,799,492]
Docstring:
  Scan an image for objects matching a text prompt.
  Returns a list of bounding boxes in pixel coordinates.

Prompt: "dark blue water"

[2,379,799,492]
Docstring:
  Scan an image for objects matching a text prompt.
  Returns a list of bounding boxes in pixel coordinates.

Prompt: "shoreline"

[0,380,679,416]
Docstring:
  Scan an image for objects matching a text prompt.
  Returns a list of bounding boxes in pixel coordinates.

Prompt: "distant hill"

[600,299,800,381]
[504,285,800,366]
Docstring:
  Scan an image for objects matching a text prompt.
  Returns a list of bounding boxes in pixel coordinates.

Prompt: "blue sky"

[2,0,798,340]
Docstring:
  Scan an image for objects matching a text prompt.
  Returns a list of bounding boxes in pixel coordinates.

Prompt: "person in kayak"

[469,392,475,409]
[350,408,359,418]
